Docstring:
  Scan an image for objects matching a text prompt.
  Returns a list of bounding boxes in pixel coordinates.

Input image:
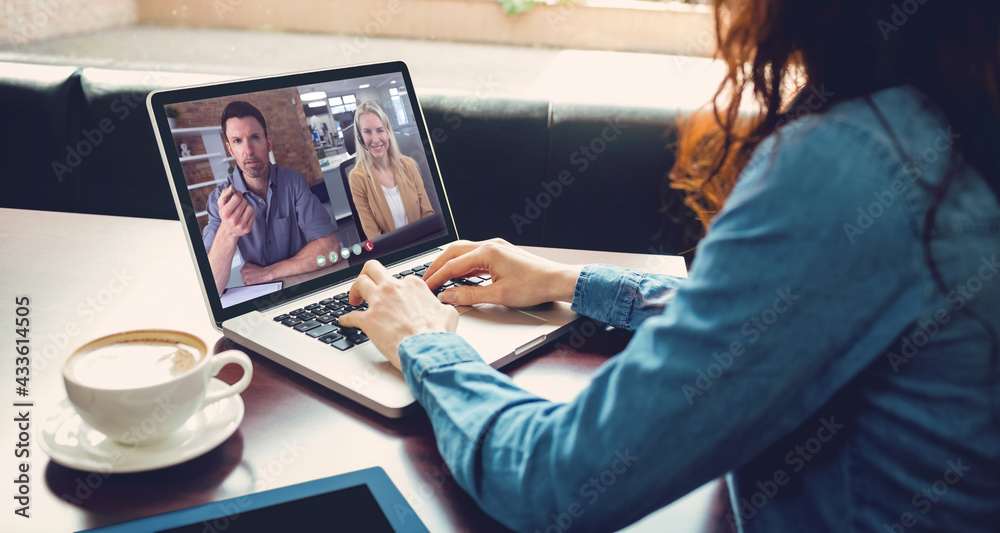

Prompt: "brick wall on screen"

[172,88,323,232]
[3,0,138,46]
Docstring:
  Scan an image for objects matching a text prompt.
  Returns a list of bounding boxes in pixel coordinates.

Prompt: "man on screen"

[203,101,340,295]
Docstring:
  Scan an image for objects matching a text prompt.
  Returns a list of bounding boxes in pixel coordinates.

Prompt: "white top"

[381,184,409,231]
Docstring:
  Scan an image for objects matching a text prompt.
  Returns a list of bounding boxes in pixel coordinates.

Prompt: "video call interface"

[162,71,447,308]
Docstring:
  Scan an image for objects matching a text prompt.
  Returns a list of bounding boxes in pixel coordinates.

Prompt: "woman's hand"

[339,260,458,370]
[423,239,583,308]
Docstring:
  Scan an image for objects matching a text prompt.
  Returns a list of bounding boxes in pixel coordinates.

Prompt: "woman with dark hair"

[340,1,1000,530]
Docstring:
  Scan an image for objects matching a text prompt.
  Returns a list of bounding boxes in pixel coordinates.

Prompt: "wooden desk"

[0,208,727,532]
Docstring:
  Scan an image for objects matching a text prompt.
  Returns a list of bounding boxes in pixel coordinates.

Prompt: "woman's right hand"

[422,239,583,308]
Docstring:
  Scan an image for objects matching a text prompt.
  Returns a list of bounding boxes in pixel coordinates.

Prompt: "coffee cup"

[63,330,253,446]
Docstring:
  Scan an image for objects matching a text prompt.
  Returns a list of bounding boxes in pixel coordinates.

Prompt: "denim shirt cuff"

[399,332,483,393]
[571,264,642,329]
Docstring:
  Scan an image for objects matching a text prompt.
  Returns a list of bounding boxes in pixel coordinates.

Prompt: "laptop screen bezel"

[147,61,458,327]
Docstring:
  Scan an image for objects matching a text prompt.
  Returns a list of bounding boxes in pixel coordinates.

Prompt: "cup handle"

[201,349,253,405]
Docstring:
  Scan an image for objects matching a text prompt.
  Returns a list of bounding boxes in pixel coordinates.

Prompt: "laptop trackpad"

[457,304,548,362]
[459,303,547,325]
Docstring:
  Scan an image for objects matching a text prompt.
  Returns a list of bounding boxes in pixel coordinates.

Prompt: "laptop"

[147,61,582,417]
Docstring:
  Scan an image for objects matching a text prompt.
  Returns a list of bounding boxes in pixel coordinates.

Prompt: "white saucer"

[39,378,245,473]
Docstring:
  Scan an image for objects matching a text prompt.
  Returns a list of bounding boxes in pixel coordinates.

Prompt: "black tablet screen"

[157,484,394,532]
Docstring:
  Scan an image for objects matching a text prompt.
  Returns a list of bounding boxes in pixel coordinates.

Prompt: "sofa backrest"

[1,63,697,256]
[2,63,81,214]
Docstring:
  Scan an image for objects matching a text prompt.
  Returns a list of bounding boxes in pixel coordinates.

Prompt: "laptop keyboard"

[271,261,491,351]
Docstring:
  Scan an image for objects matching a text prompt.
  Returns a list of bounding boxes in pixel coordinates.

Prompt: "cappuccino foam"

[69,342,200,389]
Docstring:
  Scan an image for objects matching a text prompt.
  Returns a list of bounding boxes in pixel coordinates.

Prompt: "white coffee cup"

[63,330,253,446]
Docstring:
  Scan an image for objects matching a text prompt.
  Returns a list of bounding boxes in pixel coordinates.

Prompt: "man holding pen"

[202,101,340,294]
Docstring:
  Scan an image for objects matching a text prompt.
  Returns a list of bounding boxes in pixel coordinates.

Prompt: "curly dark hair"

[670,0,1000,226]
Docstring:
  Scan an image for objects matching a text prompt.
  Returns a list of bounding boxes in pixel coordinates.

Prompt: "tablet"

[78,467,429,532]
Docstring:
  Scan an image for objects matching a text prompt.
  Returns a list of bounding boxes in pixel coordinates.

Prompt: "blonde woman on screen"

[348,101,435,239]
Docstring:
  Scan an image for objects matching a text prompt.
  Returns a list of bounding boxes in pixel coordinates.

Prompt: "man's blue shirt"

[202,164,336,267]
[398,86,1000,532]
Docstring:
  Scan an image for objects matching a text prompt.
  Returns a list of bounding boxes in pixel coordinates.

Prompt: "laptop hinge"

[383,247,442,270]
[255,247,444,313]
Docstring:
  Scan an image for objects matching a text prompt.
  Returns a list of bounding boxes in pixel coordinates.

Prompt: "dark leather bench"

[2,62,696,257]
[2,63,81,214]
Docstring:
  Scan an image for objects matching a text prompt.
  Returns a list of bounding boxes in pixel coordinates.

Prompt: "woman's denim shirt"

[398,86,1000,532]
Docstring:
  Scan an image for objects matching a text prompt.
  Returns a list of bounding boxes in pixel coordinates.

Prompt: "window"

[389,88,408,126]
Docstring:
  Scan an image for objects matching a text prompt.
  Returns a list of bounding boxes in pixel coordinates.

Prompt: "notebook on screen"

[147,61,583,417]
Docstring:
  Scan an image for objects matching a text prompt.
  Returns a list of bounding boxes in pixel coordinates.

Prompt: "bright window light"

[300,91,327,101]
[344,94,356,103]
[389,88,398,96]
[329,96,343,106]
[391,95,408,125]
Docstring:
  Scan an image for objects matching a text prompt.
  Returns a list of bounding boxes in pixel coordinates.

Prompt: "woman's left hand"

[339,260,459,370]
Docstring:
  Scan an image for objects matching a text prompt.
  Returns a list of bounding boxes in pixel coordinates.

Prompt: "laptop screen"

[148,62,456,325]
